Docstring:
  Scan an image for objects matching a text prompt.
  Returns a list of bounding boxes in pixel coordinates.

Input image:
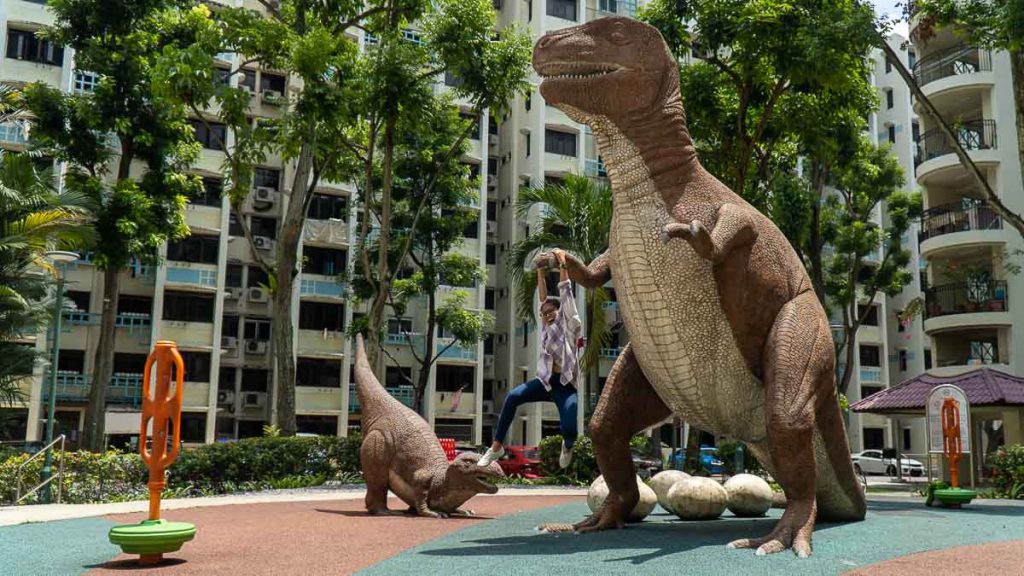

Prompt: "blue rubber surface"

[358,497,1024,575]
[0,517,120,575]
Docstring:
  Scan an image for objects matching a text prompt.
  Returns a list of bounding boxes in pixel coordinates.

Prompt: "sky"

[870,0,911,38]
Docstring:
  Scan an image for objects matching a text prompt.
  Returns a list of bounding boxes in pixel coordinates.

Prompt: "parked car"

[632,450,664,479]
[851,449,925,477]
[497,445,544,479]
[668,446,724,475]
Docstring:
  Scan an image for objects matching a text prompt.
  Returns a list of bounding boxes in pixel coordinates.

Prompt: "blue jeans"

[494,376,578,449]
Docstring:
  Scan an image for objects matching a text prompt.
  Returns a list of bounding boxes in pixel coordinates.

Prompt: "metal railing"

[918,119,996,165]
[925,280,1008,318]
[14,435,66,505]
[919,200,1002,242]
[348,384,414,413]
[913,45,992,87]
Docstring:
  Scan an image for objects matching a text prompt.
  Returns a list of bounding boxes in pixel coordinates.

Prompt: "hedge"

[988,444,1024,499]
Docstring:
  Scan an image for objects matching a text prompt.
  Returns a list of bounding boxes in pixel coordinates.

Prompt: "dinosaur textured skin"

[353,335,504,517]
[532,17,865,556]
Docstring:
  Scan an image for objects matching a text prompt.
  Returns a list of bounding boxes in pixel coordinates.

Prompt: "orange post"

[941,397,961,489]
[138,341,185,564]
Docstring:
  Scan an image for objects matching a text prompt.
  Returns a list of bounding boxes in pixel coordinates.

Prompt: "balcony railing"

[0,121,29,145]
[166,266,217,287]
[349,383,414,413]
[109,373,143,407]
[919,201,1002,242]
[115,312,152,332]
[299,278,345,298]
[436,340,477,361]
[859,366,883,383]
[913,45,992,87]
[918,119,996,166]
[584,158,607,178]
[600,347,623,359]
[925,280,1008,318]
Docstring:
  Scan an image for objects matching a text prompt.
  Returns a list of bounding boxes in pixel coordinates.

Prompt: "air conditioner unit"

[253,186,277,207]
[243,391,266,408]
[249,287,268,303]
[217,390,235,405]
[261,89,283,105]
[486,221,497,236]
[482,400,495,414]
[253,235,275,251]
[221,336,238,350]
[486,174,498,189]
[245,340,268,355]
[488,134,498,147]
[224,287,242,300]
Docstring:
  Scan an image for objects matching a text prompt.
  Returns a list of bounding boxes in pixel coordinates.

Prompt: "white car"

[851,450,925,477]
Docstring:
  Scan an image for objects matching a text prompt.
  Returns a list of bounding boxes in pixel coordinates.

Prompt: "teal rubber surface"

[0,517,120,575]
[358,497,1024,575]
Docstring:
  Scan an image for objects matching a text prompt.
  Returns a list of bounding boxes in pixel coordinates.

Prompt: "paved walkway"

[2,491,1022,575]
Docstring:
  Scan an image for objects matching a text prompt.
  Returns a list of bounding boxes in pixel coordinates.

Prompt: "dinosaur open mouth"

[537,62,620,81]
[476,475,499,493]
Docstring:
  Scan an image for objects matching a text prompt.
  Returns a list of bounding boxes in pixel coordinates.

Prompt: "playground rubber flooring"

[2,494,1022,575]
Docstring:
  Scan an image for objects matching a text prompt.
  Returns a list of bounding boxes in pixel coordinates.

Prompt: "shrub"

[539,435,598,483]
[988,444,1024,499]
[716,440,764,476]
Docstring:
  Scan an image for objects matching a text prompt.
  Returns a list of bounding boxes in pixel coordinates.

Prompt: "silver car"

[852,450,925,477]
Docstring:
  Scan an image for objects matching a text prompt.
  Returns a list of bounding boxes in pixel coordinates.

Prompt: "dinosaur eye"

[610,24,629,45]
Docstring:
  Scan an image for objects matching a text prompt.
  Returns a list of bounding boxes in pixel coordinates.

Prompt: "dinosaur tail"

[812,390,867,521]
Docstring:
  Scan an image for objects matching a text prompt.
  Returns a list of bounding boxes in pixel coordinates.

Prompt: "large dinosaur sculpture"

[532,17,865,556]
[354,335,504,517]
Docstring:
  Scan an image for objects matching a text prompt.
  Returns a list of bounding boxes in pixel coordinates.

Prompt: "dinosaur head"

[445,452,504,496]
[533,17,677,125]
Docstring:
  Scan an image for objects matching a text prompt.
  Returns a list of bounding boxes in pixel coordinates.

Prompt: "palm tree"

[0,130,95,418]
[507,173,614,416]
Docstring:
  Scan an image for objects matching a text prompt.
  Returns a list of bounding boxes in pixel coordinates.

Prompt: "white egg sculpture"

[667,476,728,520]
[587,474,657,522]
[723,473,774,517]
[649,470,690,514]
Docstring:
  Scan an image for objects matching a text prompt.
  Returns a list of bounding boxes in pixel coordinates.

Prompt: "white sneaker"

[478,446,505,467]
[559,443,573,469]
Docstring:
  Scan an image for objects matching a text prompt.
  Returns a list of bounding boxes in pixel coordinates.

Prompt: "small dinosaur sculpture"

[354,334,504,517]
[532,17,865,556]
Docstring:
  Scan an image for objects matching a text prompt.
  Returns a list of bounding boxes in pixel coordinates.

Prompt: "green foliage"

[262,424,282,438]
[916,0,1024,51]
[988,444,1024,499]
[539,435,598,484]
[716,440,764,476]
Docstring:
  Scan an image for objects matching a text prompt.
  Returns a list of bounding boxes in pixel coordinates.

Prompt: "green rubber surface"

[358,497,1024,575]
[0,517,121,575]
[109,519,196,554]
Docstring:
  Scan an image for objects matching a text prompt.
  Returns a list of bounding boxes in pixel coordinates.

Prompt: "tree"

[822,137,922,395]
[352,99,493,414]
[880,0,1024,236]
[507,174,614,415]
[349,0,531,375]
[22,2,204,450]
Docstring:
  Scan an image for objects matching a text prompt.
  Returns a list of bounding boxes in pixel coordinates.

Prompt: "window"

[58,349,86,373]
[484,334,494,354]
[73,71,99,93]
[546,0,577,20]
[260,72,285,94]
[887,124,896,144]
[924,349,933,370]
[179,352,212,382]
[299,301,345,331]
[250,216,277,239]
[522,322,528,347]
[463,215,479,239]
[525,93,531,111]
[862,427,885,450]
[912,120,921,144]
[117,295,152,316]
[297,415,337,435]
[113,353,147,374]
[885,59,892,74]
[225,264,243,288]
[214,67,231,86]
[192,177,222,207]
[6,28,64,66]
[180,413,206,443]
[861,385,883,399]
[461,113,481,140]
[307,193,347,220]
[525,133,531,157]
[388,318,413,335]
[248,267,269,288]
[898,349,908,372]
[486,243,496,265]
[857,304,879,326]
[487,200,497,222]
[241,369,269,392]
[908,50,917,69]
[859,345,881,367]
[66,290,90,312]
[386,367,412,388]
[297,358,342,388]
[163,292,215,323]
[239,69,257,91]
[221,315,239,339]
[902,428,912,451]
[218,367,236,391]
[436,365,475,392]
[253,167,280,190]
[303,246,346,276]
[485,288,495,310]
[228,214,243,237]
[489,116,498,136]
[190,119,226,151]
[545,129,577,156]
[166,234,219,264]
[244,318,271,341]
[886,89,894,109]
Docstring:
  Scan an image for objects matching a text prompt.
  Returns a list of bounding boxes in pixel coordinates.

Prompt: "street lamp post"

[40,250,78,504]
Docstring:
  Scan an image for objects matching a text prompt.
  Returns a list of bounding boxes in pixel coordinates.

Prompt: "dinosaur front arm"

[662,203,758,264]
[558,250,612,289]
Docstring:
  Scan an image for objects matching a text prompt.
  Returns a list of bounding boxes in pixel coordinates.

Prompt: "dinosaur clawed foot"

[726,501,815,558]
[537,501,628,535]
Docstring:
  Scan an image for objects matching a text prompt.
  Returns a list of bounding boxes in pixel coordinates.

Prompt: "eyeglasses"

[541,309,557,319]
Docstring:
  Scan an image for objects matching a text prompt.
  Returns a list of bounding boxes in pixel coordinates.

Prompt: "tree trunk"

[83,267,120,451]
[882,42,1024,236]
[415,290,438,417]
[807,161,828,310]
[1011,49,1024,210]
[366,116,396,375]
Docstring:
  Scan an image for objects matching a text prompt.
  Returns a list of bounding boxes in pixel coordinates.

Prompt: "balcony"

[919,201,1004,256]
[109,373,143,407]
[296,386,343,412]
[931,328,1009,376]
[299,277,346,299]
[600,347,623,359]
[297,329,345,357]
[436,391,476,416]
[161,320,214,347]
[925,280,1008,316]
[165,264,218,291]
[41,373,91,403]
[916,120,997,180]
[0,121,29,147]
[303,218,349,246]
[40,373,143,407]
[349,384,414,413]
[584,158,607,179]
[435,339,477,362]
[859,366,883,384]
[913,45,992,88]
[115,312,152,334]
